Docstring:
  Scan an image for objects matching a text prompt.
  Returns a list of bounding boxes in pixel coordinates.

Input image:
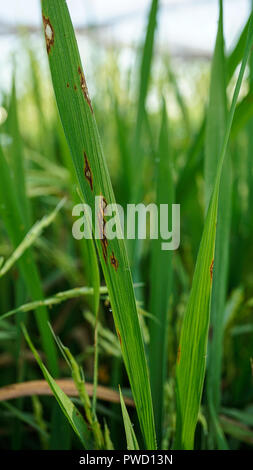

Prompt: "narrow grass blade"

[204,1,231,449]
[7,72,31,227]
[21,324,93,449]
[221,406,253,427]
[231,89,253,137]
[227,15,251,83]
[113,98,132,205]
[131,0,159,216]
[41,0,156,449]
[219,415,253,445]
[168,66,190,136]
[247,3,253,231]
[49,325,104,449]
[177,13,251,198]
[134,0,159,152]
[0,145,58,375]
[28,46,53,159]
[0,198,65,278]
[129,0,159,274]
[49,404,71,450]
[104,421,114,450]
[58,123,100,316]
[0,401,49,439]
[174,10,253,449]
[119,387,139,450]
[0,286,108,322]
[149,100,173,445]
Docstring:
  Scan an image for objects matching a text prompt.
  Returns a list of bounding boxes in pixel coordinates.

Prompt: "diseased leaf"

[41,0,156,449]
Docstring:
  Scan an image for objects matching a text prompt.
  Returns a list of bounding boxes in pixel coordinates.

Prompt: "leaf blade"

[41,0,156,449]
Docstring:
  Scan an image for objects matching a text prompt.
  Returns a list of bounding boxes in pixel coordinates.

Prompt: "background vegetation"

[0,0,252,450]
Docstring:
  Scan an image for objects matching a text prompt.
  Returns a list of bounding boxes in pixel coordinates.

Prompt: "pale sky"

[0,0,251,93]
[0,0,250,51]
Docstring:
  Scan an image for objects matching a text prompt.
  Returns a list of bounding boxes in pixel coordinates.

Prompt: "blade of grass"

[226,15,251,83]
[0,198,65,278]
[6,71,32,443]
[177,12,251,199]
[167,65,190,136]
[219,415,253,445]
[28,46,54,159]
[0,286,108,322]
[149,100,173,446]
[104,421,114,450]
[130,0,159,273]
[0,145,58,375]
[21,324,93,449]
[0,401,49,440]
[221,406,253,427]
[49,404,71,450]
[58,121,100,316]
[204,0,231,450]
[113,97,132,205]
[247,2,253,232]
[173,9,253,450]
[119,387,139,450]
[74,188,101,416]
[7,71,31,227]
[133,0,159,161]
[41,0,156,449]
[49,324,104,449]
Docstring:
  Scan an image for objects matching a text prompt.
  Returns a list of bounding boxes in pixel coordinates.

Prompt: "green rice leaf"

[119,387,139,450]
[0,198,65,279]
[134,0,159,148]
[174,7,253,450]
[204,0,231,449]
[41,0,156,449]
[0,144,58,375]
[7,72,31,227]
[21,324,93,449]
[149,100,173,445]
[0,401,49,439]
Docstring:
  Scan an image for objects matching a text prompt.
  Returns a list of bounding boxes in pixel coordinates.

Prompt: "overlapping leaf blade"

[174,9,253,449]
[0,145,58,375]
[22,325,93,449]
[204,0,231,449]
[149,101,173,445]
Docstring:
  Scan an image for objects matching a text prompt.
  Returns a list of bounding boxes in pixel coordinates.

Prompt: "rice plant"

[0,0,253,451]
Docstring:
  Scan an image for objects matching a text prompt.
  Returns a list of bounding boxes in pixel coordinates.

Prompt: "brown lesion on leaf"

[110,252,119,272]
[74,84,77,91]
[67,82,70,88]
[78,66,93,113]
[210,259,214,282]
[177,345,181,365]
[42,15,54,54]
[209,325,213,341]
[84,152,93,191]
[101,238,109,263]
[98,196,109,262]
[116,328,122,346]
